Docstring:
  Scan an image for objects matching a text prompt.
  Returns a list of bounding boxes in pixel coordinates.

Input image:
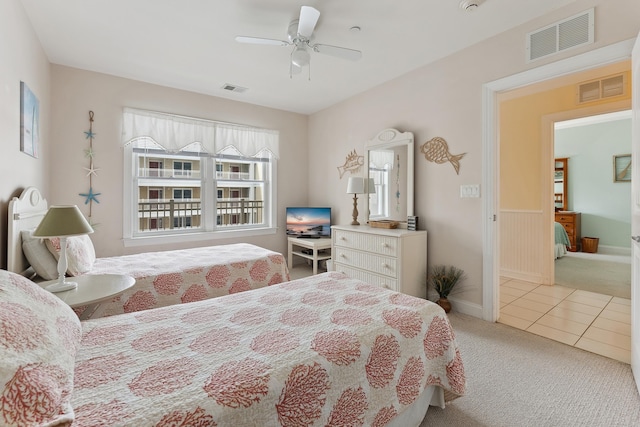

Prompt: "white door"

[631,31,640,391]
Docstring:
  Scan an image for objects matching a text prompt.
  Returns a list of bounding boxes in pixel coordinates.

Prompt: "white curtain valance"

[369,150,395,169]
[122,108,279,159]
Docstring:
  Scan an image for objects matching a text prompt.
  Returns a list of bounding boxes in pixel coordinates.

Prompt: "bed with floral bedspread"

[0,269,465,427]
[8,187,289,320]
[78,243,289,318]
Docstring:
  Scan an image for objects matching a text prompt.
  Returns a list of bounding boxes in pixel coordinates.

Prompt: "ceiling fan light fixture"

[290,62,302,75]
[291,45,310,67]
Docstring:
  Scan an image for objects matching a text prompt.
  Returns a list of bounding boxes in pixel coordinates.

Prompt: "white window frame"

[123,147,277,248]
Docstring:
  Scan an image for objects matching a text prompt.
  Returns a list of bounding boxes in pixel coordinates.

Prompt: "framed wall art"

[613,154,631,182]
[20,81,40,158]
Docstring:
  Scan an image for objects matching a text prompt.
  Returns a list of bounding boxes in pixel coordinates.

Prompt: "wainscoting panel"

[500,210,549,284]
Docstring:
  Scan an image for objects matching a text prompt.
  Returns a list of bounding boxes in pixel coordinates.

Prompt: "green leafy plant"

[428,265,465,299]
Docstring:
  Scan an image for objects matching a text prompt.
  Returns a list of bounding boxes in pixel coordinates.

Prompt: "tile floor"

[292,262,632,364]
[499,277,631,364]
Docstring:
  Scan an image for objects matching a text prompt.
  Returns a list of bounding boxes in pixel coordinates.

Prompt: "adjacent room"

[498,65,634,363]
[2,0,640,425]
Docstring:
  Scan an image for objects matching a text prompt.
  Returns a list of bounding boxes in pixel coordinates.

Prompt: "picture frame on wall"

[613,154,631,182]
[20,81,39,158]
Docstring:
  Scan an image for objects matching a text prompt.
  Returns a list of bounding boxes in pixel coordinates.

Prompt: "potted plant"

[428,265,465,313]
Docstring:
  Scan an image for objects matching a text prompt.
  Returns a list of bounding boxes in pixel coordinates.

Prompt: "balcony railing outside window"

[139,168,201,179]
[138,199,263,232]
[216,171,250,180]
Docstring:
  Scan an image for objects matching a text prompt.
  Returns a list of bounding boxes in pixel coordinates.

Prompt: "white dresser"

[331,225,427,299]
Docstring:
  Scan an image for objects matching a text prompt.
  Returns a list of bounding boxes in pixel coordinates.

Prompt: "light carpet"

[420,313,639,427]
[554,253,630,299]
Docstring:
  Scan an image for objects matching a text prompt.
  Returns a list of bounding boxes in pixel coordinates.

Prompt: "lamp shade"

[291,45,310,67]
[365,178,376,194]
[33,205,94,238]
[346,177,365,194]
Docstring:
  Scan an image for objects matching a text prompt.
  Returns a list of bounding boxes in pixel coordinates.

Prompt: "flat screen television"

[286,207,331,238]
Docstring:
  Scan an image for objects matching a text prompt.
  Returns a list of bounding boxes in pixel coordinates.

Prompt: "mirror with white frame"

[364,129,414,223]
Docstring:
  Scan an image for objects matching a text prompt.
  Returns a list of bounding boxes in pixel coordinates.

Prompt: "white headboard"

[7,187,48,274]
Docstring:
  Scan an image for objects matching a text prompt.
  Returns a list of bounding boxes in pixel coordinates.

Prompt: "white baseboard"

[499,268,546,285]
[447,296,483,318]
[596,245,631,256]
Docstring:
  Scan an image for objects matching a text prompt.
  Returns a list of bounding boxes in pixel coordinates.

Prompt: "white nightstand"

[39,274,135,320]
[287,236,332,275]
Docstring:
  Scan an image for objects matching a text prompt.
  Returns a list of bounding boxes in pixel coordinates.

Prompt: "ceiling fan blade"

[297,6,320,38]
[235,36,290,46]
[313,44,362,61]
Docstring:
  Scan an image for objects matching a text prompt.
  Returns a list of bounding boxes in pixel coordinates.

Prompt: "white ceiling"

[20,0,577,115]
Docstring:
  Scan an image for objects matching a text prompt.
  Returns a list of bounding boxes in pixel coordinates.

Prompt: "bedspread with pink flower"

[80,243,289,319]
[71,272,465,426]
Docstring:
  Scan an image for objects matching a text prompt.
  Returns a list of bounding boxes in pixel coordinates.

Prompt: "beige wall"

[2,0,639,314]
[49,66,308,257]
[0,0,51,269]
[500,64,632,211]
[308,0,640,308]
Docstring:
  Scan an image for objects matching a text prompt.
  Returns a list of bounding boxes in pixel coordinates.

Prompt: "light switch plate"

[460,184,480,198]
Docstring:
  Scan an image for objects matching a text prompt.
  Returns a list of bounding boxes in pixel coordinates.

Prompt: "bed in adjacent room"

[0,269,465,427]
[555,221,571,259]
[7,187,289,319]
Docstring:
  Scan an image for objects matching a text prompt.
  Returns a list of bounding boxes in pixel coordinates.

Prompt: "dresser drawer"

[333,262,398,292]
[555,214,575,223]
[333,229,398,257]
[560,222,574,234]
[334,247,398,278]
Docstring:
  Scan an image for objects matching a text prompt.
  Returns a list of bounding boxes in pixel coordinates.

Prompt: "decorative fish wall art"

[420,136,466,175]
[337,149,364,178]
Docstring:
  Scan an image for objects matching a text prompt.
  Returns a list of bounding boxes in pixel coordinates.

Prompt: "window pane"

[130,147,272,237]
[215,157,266,228]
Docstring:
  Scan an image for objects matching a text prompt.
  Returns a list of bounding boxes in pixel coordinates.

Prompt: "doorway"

[553,111,632,299]
[481,39,636,323]
[489,54,633,363]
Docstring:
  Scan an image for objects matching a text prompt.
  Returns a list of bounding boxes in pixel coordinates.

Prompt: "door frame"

[482,38,637,322]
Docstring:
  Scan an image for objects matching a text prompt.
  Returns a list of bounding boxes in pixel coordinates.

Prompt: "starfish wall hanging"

[78,110,101,223]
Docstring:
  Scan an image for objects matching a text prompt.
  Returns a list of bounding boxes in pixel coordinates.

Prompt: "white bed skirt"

[388,385,444,426]
[555,243,568,259]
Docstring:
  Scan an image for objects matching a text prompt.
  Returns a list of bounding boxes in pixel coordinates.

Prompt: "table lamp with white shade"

[33,205,94,293]
[346,177,365,225]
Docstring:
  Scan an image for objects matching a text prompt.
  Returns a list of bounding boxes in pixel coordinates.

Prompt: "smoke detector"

[459,0,483,11]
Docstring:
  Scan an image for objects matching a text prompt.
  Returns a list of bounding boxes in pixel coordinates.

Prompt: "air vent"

[221,83,247,93]
[526,8,594,62]
[577,73,626,104]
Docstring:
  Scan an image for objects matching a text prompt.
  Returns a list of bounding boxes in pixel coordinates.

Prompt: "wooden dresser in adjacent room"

[331,225,427,298]
[555,211,581,252]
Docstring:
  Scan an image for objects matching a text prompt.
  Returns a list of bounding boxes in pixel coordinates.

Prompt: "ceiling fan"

[235,6,362,77]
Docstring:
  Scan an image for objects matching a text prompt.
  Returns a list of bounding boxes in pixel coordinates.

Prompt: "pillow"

[45,235,96,276]
[21,230,59,280]
[0,269,81,426]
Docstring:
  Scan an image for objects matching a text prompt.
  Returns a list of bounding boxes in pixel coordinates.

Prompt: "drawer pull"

[340,254,346,258]
[381,263,388,269]
[382,283,390,289]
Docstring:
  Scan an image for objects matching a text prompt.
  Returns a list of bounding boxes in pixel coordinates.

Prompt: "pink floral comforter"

[72,272,465,426]
[81,243,289,319]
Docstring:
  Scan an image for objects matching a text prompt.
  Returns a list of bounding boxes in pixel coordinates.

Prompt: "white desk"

[39,274,135,320]
[287,237,332,275]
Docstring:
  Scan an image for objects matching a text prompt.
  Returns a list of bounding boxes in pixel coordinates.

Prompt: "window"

[122,108,279,245]
[173,188,192,200]
[173,161,192,177]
